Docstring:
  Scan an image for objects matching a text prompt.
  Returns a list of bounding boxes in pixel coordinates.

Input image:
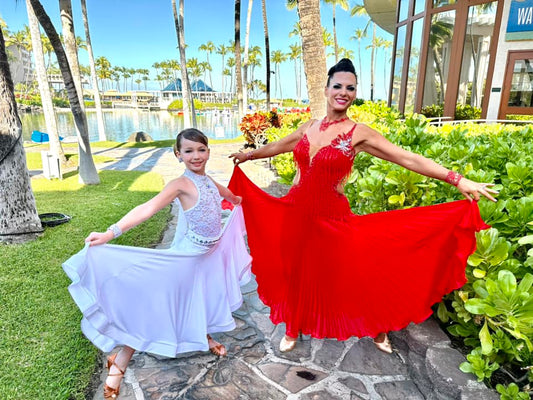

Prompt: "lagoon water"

[20,109,242,143]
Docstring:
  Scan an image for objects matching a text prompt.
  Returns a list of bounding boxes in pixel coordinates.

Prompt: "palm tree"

[287,44,302,103]
[26,0,65,164]
[350,28,366,97]
[351,3,376,101]
[172,0,196,128]
[227,57,236,94]
[248,45,262,85]
[271,50,287,101]
[96,56,111,90]
[29,0,99,184]
[293,0,327,118]
[81,0,106,141]
[234,0,244,118]
[261,0,271,111]
[216,44,228,98]
[323,0,349,62]
[322,27,335,61]
[198,41,215,89]
[242,0,253,113]
[0,25,43,243]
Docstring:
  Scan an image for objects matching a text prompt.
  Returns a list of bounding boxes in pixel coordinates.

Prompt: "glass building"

[366,0,533,120]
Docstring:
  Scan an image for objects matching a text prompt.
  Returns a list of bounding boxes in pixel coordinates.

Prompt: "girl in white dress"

[63,128,251,399]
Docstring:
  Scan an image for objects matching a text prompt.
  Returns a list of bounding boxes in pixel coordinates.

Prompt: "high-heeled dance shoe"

[279,335,298,352]
[207,334,227,357]
[373,333,393,354]
[104,353,125,399]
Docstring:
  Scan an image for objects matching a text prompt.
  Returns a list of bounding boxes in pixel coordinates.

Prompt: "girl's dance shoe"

[104,353,125,399]
[207,334,227,357]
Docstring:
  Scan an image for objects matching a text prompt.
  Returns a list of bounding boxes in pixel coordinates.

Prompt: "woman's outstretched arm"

[353,124,498,202]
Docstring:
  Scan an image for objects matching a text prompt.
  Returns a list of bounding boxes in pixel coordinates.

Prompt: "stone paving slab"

[81,142,499,400]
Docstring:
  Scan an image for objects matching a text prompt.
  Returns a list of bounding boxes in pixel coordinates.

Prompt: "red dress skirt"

[228,126,489,340]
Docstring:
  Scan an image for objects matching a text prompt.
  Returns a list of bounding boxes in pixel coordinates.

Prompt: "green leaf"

[437,301,449,322]
[498,270,517,299]
[473,268,486,278]
[479,321,493,355]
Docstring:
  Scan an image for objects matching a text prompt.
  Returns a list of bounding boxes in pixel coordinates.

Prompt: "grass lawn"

[0,170,169,399]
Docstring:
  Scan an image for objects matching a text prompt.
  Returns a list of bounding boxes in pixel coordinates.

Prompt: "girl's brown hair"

[174,128,209,153]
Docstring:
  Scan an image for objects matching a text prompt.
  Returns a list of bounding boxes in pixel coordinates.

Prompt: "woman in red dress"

[229,59,497,353]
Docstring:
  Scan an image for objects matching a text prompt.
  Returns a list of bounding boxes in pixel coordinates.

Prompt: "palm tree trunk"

[26,0,66,164]
[81,0,106,141]
[242,0,253,113]
[370,23,376,101]
[0,27,43,243]
[234,0,244,118]
[332,6,338,62]
[261,0,270,111]
[173,0,196,128]
[29,0,99,184]
[297,0,327,118]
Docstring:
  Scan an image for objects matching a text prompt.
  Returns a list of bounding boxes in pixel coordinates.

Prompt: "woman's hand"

[85,231,114,246]
[456,178,498,202]
[229,151,249,165]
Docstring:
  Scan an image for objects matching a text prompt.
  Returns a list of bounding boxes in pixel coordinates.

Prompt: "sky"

[1,0,394,101]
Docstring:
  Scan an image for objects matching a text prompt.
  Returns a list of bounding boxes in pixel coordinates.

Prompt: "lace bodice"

[288,125,356,219]
[180,169,222,241]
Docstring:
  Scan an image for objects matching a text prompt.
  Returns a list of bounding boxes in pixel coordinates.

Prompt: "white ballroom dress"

[63,169,252,357]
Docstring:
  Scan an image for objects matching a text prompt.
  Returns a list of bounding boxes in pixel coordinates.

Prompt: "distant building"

[160,79,233,108]
[367,0,533,120]
[7,45,33,85]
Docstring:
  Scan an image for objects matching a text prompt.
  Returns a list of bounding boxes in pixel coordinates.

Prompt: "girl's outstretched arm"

[85,178,184,246]
[213,179,242,205]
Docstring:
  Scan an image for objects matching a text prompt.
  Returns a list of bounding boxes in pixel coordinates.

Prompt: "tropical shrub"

[239,110,282,148]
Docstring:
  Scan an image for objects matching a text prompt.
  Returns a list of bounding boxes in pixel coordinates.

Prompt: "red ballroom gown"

[228,125,489,340]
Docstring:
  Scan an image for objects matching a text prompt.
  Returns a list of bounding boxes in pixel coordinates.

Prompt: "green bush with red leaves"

[239,111,282,147]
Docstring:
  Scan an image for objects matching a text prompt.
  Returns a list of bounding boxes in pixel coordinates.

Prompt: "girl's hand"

[233,196,242,206]
[456,178,498,202]
[85,231,114,246]
[229,152,248,165]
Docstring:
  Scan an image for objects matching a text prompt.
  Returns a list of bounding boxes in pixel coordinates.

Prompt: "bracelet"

[246,151,255,161]
[107,223,122,238]
[445,170,463,186]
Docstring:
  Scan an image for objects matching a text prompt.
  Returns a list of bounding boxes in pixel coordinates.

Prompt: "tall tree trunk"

[234,0,244,119]
[81,0,106,141]
[261,0,270,111]
[0,27,43,243]
[297,0,327,118]
[59,0,84,108]
[242,0,253,113]
[370,23,376,101]
[29,0,99,184]
[333,6,338,62]
[172,0,196,128]
[26,0,66,164]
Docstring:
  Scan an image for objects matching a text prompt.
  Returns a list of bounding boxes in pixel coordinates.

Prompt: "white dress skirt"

[62,204,252,357]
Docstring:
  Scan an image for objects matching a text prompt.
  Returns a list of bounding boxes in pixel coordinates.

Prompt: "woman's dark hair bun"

[327,58,357,85]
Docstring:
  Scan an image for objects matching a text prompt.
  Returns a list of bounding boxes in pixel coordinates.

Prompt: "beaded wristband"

[246,151,255,161]
[445,170,463,186]
[107,223,122,238]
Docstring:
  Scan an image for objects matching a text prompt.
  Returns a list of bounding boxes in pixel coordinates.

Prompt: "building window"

[405,18,424,113]
[423,10,456,109]
[457,2,497,110]
[391,25,407,108]
[433,0,457,8]
[508,58,533,108]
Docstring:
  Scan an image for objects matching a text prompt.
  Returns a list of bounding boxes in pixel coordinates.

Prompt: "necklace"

[319,117,348,132]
